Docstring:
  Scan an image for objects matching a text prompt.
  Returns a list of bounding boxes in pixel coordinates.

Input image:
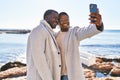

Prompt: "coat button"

[59,65,61,67]
[58,52,60,54]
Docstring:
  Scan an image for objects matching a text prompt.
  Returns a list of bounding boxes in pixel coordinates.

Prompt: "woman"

[56,11,103,80]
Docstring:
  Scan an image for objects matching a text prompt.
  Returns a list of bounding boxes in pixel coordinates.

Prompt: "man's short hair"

[44,9,58,19]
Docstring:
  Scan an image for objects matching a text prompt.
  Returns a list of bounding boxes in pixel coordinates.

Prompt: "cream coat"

[27,20,61,80]
[56,24,102,80]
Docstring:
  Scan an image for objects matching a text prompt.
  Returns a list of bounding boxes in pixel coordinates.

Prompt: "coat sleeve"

[30,28,53,80]
[75,24,102,41]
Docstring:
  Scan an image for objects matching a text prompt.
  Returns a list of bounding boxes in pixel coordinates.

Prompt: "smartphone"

[90,4,97,13]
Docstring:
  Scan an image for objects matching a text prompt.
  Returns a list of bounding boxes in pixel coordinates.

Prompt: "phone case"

[90,4,97,13]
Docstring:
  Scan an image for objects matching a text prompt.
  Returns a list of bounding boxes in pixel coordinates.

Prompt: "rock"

[114,58,120,62]
[83,68,96,78]
[90,62,113,73]
[110,67,120,76]
[0,66,26,79]
[0,61,26,71]
[3,76,26,80]
[96,57,103,63]
[99,57,113,62]
[97,57,120,63]
[99,64,113,71]
[86,77,118,80]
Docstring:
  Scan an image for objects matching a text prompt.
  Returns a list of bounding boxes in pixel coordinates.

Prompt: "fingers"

[89,8,102,26]
[89,17,97,23]
[89,13,101,21]
[89,12,102,26]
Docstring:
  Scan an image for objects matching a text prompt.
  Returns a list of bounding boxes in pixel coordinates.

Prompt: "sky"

[0,0,120,30]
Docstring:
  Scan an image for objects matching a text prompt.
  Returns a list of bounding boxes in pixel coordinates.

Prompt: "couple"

[26,9,104,80]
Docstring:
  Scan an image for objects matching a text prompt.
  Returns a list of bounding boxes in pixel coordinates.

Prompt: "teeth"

[63,24,68,26]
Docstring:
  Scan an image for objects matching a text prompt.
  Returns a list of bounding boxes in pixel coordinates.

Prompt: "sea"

[0,30,120,67]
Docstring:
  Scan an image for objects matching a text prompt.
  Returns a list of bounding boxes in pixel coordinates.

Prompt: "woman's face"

[59,15,70,32]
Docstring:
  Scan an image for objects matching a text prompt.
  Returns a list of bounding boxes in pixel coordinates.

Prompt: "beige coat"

[27,20,61,80]
[56,24,102,80]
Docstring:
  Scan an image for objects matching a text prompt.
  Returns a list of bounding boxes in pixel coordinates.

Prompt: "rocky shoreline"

[83,57,120,80]
[0,57,120,80]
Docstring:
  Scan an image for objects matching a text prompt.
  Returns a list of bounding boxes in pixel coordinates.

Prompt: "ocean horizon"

[0,30,120,66]
[80,30,120,57]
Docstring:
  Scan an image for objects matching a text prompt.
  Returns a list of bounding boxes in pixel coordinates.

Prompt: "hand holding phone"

[89,4,98,22]
[89,4,103,27]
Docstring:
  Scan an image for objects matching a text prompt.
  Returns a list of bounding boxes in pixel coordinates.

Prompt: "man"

[56,11,104,80]
[26,9,61,80]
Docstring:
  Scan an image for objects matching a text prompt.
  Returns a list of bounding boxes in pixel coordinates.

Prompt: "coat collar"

[40,20,60,53]
[40,20,54,33]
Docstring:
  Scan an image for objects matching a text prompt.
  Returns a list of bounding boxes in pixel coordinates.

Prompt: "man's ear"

[44,16,47,20]
[45,16,48,21]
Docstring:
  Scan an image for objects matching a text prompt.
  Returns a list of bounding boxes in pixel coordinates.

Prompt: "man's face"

[46,12,58,29]
[59,15,70,32]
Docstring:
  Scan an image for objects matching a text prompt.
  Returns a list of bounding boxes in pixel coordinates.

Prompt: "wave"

[81,44,120,48]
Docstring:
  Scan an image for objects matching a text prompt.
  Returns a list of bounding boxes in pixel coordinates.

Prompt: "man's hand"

[89,9,102,26]
[89,9,104,31]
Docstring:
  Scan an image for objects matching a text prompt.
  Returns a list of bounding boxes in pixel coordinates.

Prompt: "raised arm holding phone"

[89,3,104,31]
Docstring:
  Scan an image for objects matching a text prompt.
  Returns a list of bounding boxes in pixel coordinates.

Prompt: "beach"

[0,57,120,80]
[0,51,120,80]
[0,30,120,80]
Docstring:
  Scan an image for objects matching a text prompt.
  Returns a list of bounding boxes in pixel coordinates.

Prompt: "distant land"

[0,29,119,34]
[0,29,31,34]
